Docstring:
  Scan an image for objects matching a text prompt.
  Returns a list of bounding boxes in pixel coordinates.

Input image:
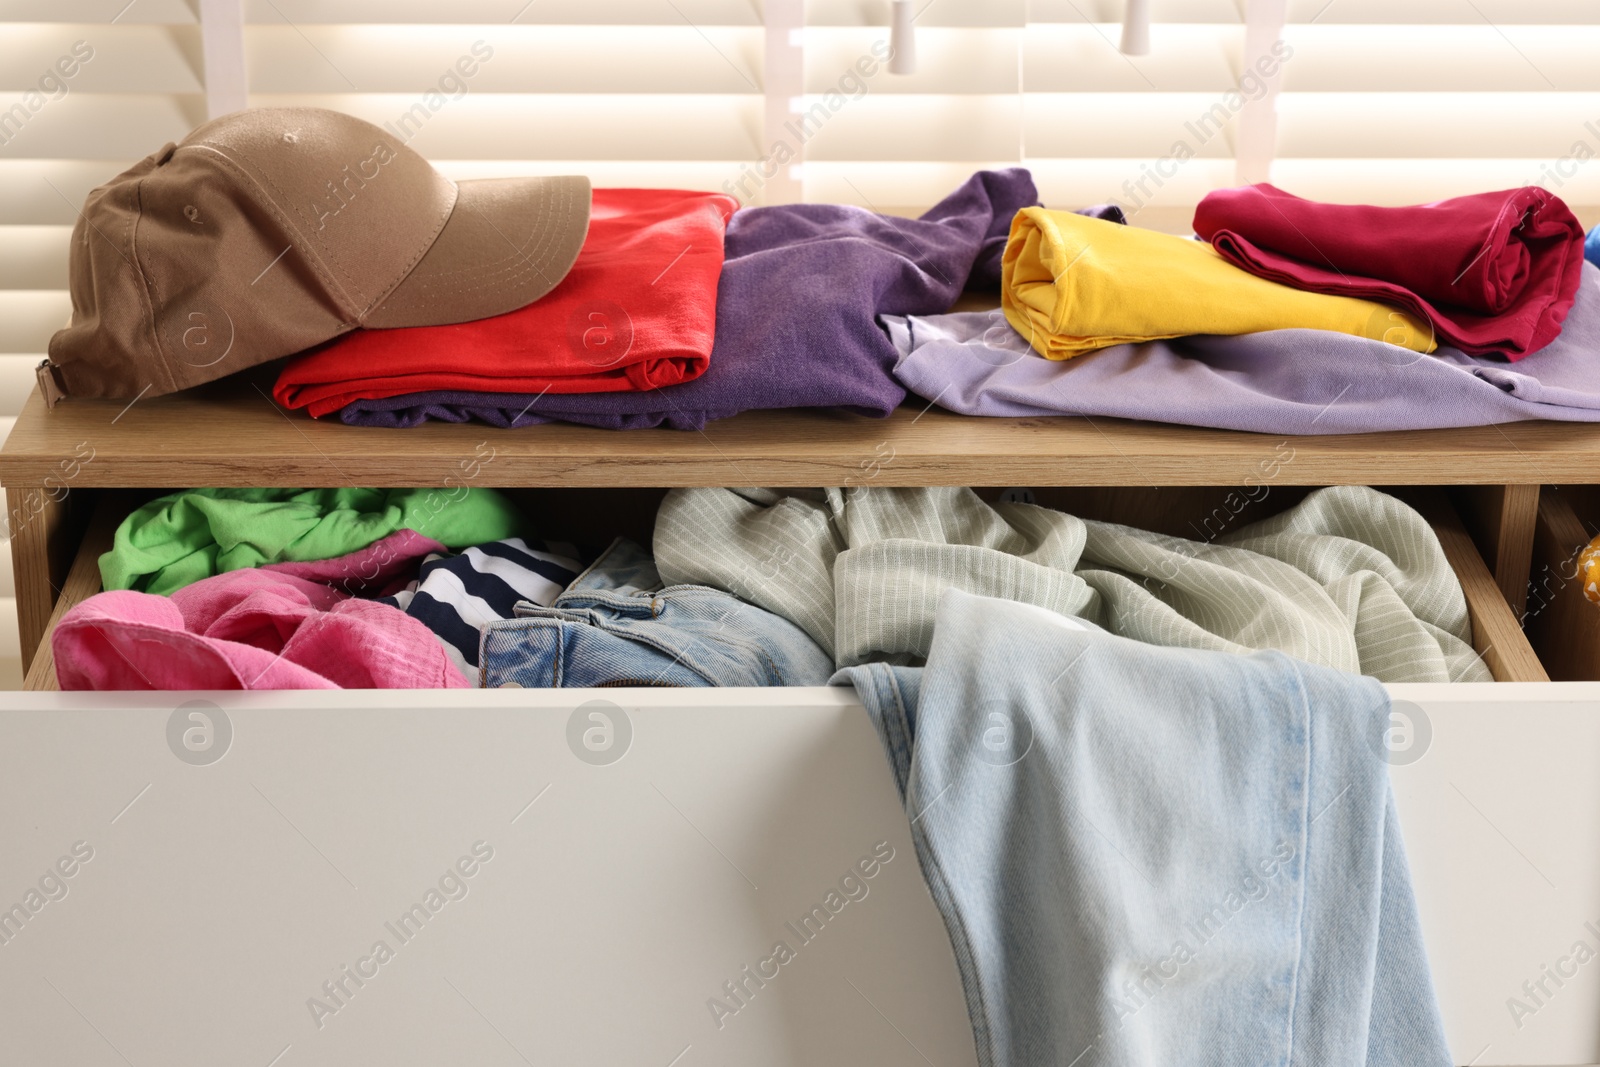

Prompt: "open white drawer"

[1389,682,1600,1067]
[1,684,1597,1067]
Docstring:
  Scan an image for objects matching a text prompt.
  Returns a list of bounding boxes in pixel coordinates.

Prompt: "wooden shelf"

[5,376,1600,489]
[0,363,1566,684]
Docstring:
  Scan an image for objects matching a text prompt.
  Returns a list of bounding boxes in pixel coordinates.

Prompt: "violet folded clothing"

[332,169,1042,431]
[54,568,472,690]
[969,201,1126,291]
[885,260,1600,434]
[1194,183,1585,360]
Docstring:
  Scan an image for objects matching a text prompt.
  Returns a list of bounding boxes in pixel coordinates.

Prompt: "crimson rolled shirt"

[274,188,737,416]
[1194,184,1586,360]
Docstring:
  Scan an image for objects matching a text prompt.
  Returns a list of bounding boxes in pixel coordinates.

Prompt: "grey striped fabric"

[653,485,1489,683]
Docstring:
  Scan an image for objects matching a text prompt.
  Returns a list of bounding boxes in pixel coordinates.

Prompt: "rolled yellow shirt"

[1001,207,1437,359]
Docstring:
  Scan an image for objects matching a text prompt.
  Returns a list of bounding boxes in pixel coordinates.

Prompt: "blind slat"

[806,28,1016,96]
[1281,26,1600,91]
[1277,93,1600,158]
[0,1,196,23]
[0,357,42,417]
[245,26,761,94]
[0,161,140,224]
[802,96,1021,163]
[1025,93,1242,159]
[243,0,758,26]
[1286,0,1600,23]
[245,94,759,160]
[806,0,1025,27]
[1273,158,1600,207]
[0,293,70,355]
[0,227,70,289]
[0,24,198,93]
[0,94,204,158]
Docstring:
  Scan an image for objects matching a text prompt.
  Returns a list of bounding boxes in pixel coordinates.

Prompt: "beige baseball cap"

[41,107,591,403]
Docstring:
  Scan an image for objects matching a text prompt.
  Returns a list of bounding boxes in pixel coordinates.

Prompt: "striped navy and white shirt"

[380,538,584,683]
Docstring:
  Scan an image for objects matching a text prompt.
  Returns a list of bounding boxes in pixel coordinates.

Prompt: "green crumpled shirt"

[100,486,527,596]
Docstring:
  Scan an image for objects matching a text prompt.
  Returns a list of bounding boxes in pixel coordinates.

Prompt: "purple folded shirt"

[336,170,1050,431]
[882,261,1600,434]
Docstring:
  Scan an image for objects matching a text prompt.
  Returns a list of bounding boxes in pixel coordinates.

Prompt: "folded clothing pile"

[325,168,1044,431]
[338,179,1594,435]
[1000,207,1437,359]
[885,261,1600,434]
[40,105,1599,435]
[886,184,1593,431]
[1194,183,1585,359]
[273,188,737,417]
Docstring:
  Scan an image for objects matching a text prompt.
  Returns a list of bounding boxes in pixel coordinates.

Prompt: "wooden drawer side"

[1524,489,1600,682]
[1408,488,1548,683]
[23,496,120,691]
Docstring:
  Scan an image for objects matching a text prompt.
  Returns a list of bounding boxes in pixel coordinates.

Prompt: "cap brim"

[362,174,591,328]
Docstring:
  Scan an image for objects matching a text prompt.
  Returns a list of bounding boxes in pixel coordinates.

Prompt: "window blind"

[0,1,203,685]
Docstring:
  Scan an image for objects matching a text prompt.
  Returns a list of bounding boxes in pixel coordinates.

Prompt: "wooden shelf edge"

[6,384,1600,489]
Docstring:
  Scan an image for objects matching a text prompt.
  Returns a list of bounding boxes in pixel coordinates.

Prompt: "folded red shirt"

[1193,184,1585,360]
[275,188,738,416]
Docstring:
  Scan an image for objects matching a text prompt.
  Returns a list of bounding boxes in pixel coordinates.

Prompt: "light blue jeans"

[838,590,1451,1067]
[480,538,835,688]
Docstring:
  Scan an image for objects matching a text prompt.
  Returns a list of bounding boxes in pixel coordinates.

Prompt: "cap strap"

[35,359,66,409]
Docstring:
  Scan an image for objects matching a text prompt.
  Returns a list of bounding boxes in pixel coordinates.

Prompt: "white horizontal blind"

[0,2,204,683]
[1275,0,1600,214]
[805,0,1258,221]
[801,0,1024,213]
[0,5,200,425]
[240,0,764,200]
[808,0,1600,230]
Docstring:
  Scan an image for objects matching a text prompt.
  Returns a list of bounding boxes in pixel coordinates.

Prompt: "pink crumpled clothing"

[55,531,468,690]
[260,527,443,597]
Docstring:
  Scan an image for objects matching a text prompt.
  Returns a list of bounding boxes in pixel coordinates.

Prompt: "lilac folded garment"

[884,261,1600,434]
[334,170,1044,431]
[55,565,472,691]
